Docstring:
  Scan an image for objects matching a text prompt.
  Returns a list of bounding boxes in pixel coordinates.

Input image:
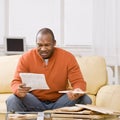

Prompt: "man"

[6,28,91,112]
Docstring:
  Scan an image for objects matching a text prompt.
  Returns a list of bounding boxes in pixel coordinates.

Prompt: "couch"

[0,55,120,119]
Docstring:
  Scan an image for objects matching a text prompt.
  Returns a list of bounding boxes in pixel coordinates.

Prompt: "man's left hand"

[67,88,85,100]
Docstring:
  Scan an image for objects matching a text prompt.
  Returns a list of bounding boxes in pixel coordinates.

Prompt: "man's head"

[36,28,56,59]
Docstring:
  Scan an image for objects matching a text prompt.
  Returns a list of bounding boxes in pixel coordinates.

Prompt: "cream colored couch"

[0,55,120,116]
[75,56,120,111]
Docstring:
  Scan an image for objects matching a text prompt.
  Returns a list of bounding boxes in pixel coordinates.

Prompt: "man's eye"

[37,44,42,47]
[45,44,51,47]
[37,44,51,47]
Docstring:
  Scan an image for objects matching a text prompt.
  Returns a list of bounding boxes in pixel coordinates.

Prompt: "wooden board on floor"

[44,105,120,120]
[75,104,120,115]
[51,113,115,119]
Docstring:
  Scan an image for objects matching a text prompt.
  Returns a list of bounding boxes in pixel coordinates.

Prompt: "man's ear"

[53,40,56,46]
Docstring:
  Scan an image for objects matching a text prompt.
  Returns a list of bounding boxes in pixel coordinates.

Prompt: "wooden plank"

[54,106,83,112]
[75,104,118,115]
[50,110,93,115]
[8,113,37,120]
[51,113,109,119]
[52,118,89,120]
[51,114,117,120]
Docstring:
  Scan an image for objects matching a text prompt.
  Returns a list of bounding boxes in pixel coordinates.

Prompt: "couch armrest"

[96,85,120,111]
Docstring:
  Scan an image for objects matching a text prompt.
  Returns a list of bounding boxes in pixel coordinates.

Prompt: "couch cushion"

[0,93,11,112]
[0,55,21,93]
[96,85,120,111]
[75,56,107,95]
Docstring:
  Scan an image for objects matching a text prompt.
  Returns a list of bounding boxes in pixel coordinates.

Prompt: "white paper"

[20,73,49,90]
[37,112,44,120]
[58,90,86,94]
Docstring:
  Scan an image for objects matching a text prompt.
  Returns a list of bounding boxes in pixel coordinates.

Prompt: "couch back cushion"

[96,85,120,111]
[0,55,21,93]
[75,56,108,95]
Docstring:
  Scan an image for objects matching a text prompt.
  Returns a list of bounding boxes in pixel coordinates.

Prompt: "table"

[44,110,120,120]
[7,112,46,120]
[6,111,120,120]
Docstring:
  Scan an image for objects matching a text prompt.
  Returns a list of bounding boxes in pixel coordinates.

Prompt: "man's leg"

[52,94,92,109]
[6,93,47,112]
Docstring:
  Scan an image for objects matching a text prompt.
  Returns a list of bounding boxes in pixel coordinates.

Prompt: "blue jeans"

[6,93,91,112]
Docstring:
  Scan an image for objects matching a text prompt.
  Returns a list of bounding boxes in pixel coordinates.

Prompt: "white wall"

[64,0,93,45]
[0,0,5,44]
[8,0,61,46]
[116,0,120,65]
[93,0,117,65]
[0,0,93,48]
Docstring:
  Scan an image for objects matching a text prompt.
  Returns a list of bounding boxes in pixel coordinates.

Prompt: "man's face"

[36,33,56,59]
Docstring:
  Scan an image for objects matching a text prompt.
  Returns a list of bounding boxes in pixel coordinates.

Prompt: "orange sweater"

[11,47,86,101]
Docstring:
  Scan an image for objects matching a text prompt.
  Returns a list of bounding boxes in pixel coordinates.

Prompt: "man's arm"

[11,55,30,97]
[67,55,86,90]
[67,55,86,100]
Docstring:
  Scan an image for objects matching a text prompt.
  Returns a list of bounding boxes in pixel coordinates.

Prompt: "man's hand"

[67,88,85,100]
[17,83,31,98]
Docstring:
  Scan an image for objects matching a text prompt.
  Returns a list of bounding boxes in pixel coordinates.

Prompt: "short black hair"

[36,28,55,41]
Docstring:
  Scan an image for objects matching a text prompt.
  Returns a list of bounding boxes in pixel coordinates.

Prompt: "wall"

[0,0,93,56]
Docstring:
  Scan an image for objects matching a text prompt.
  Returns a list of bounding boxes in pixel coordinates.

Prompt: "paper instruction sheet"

[20,73,50,90]
[58,90,86,94]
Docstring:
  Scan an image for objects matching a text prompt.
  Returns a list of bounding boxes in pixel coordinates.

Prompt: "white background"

[0,0,93,46]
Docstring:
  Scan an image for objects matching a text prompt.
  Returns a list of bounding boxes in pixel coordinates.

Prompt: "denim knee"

[6,94,17,105]
[78,94,92,104]
[6,94,25,112]
[85,95,92,104]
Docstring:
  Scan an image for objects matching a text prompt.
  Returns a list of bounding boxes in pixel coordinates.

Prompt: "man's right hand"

[17,83,31,98]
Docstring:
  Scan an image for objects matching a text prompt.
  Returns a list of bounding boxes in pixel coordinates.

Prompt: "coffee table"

[6,111,120,120]
[7,112,46,120]
[44,110,120,120]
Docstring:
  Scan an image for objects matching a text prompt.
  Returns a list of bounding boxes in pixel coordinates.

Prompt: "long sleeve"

[11,55,29,95]
[67,55,86,91]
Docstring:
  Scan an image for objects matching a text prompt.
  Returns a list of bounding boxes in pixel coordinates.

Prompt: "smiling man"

[6,28,91,112]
